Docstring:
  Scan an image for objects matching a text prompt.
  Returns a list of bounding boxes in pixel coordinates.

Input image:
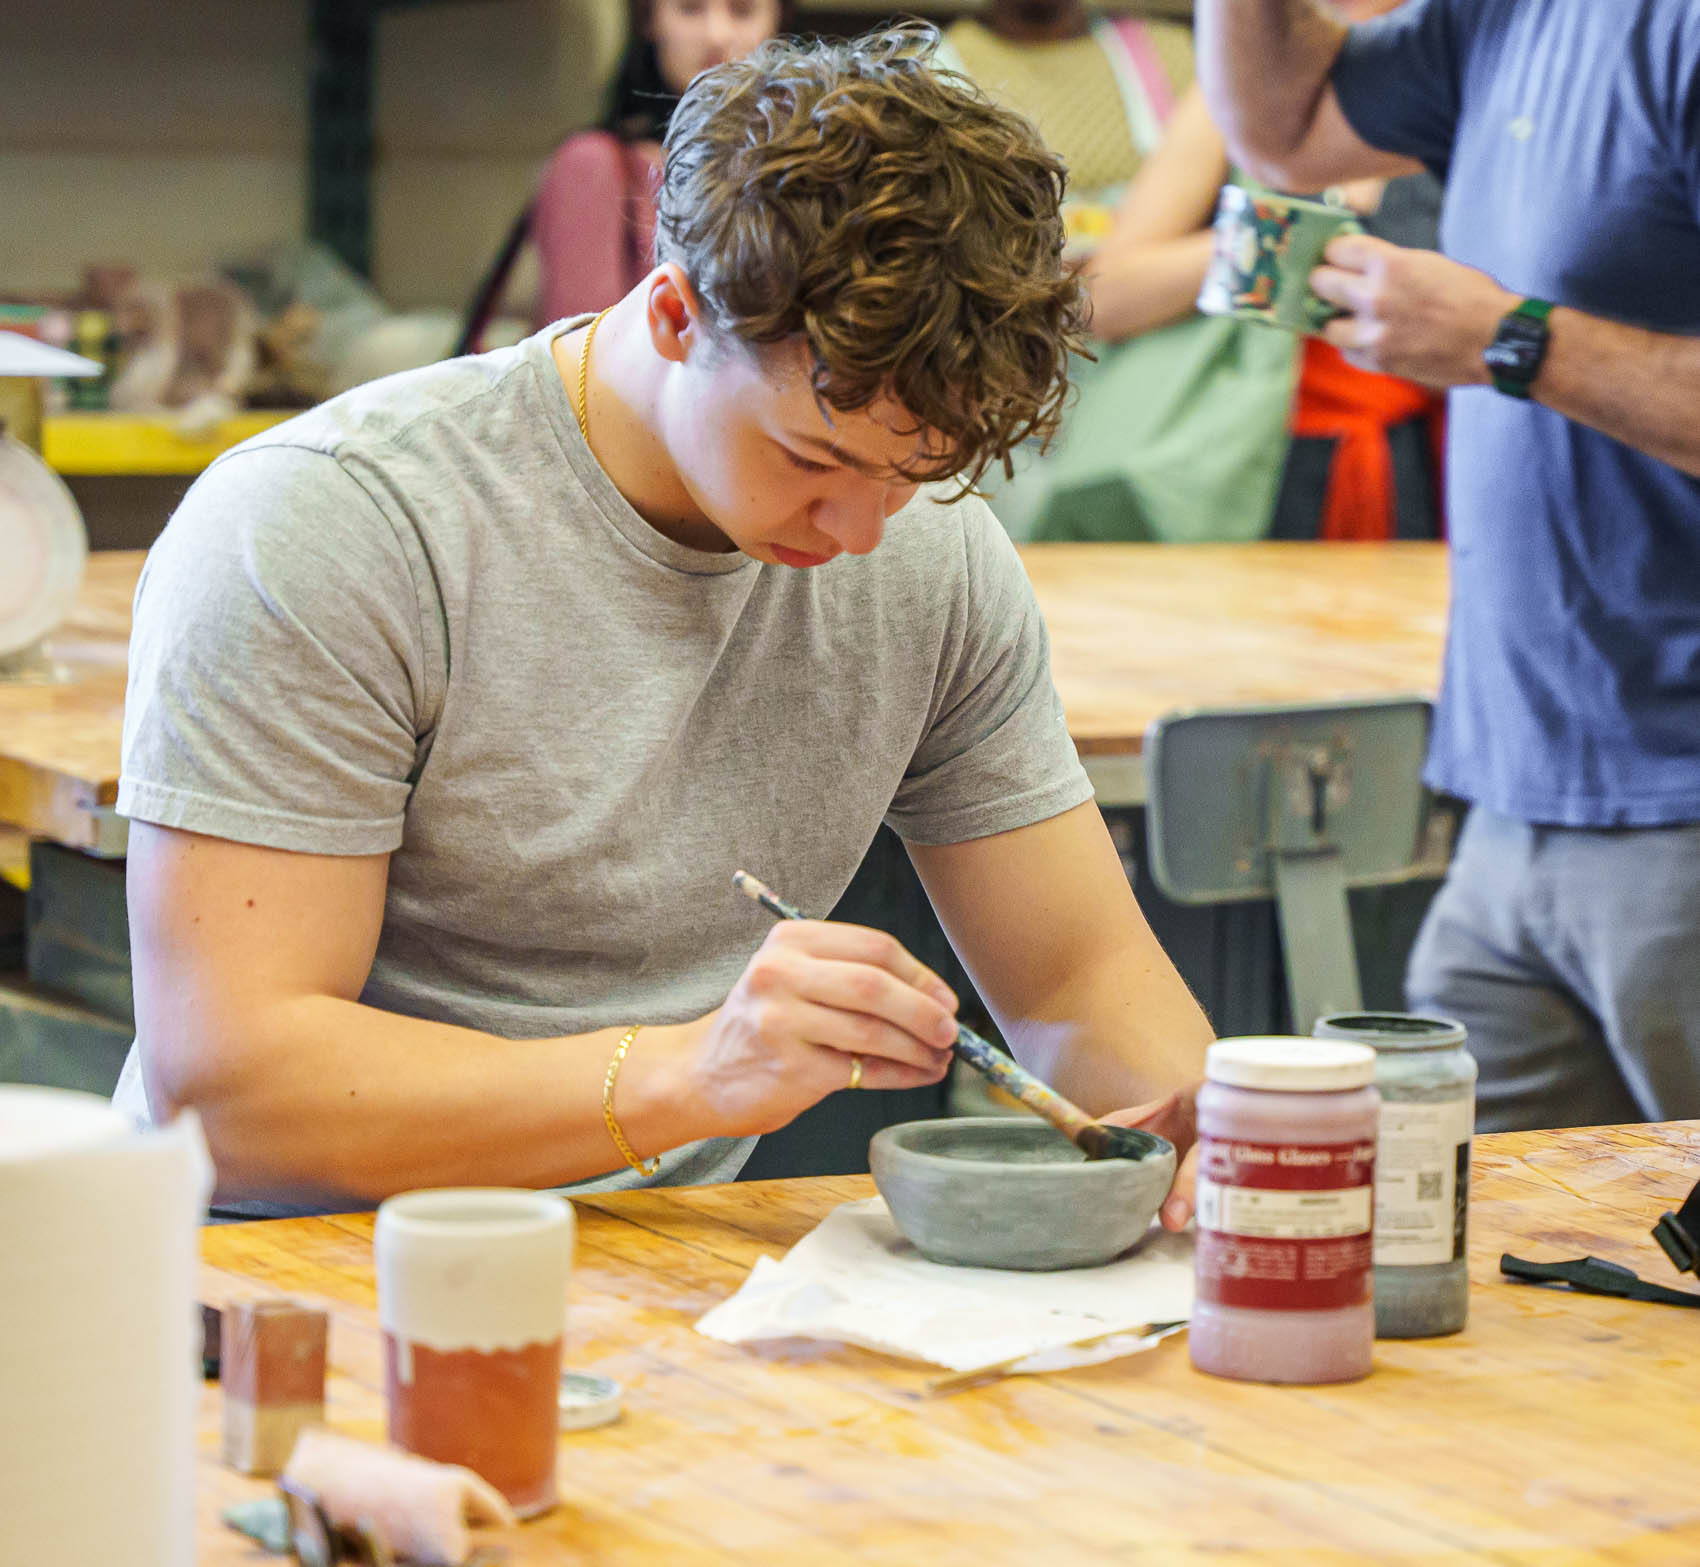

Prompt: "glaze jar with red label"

[1190,1037,1379,1385]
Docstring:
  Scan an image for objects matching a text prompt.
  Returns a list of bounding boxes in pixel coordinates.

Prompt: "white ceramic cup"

[375,1188,574,1516]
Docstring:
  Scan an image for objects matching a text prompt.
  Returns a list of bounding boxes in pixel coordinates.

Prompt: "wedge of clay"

[283,1426,516,1566]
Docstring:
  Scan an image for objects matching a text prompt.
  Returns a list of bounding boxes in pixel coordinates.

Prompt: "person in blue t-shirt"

[1194,0,1700,1131]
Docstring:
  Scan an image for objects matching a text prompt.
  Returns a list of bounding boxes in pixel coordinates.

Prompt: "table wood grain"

[1019,541,1448,757]
[0,550,138,850]
[2,544,1448,844]
[196,1121,1700,1565]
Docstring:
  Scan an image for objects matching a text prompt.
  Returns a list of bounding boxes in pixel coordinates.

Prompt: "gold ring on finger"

[848,1055,864,1091]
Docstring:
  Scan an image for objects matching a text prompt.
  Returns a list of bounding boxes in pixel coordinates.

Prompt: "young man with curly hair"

[115,29,1214,1217]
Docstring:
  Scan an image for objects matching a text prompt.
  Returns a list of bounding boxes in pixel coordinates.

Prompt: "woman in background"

[458,0,782,350]
[534,0,784,322]
[1010,0,1444,544]
[935,0,1194,265]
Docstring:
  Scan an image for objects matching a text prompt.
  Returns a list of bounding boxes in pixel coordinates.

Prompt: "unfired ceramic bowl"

[868,1116,1176,1271]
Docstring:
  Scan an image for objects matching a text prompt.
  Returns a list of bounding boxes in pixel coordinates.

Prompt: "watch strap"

[1487,296,1554,399]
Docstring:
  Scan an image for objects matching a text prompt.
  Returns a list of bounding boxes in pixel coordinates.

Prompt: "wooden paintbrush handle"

[951,1025,1098,1143]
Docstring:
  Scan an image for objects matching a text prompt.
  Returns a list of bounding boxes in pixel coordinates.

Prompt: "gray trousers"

[1407,806,1700,1132]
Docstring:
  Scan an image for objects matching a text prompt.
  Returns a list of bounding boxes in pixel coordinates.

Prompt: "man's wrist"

[1465,284,1521,386]
[1480,293,1556,396]
[602,1020,706,1159]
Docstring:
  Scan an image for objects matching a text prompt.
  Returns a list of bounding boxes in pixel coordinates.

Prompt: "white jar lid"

[1206,1036,1376,1091]
[559,1371,622,1431]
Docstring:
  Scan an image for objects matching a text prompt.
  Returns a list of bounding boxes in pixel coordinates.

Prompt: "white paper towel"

[696,1197,1194,1375]
[0,1085,213,1567]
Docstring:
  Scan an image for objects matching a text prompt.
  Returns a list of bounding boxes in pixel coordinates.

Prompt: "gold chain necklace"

[571,308,610,448]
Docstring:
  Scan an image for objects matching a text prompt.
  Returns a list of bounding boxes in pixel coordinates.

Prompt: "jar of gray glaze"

[1313,1013,1476,1337]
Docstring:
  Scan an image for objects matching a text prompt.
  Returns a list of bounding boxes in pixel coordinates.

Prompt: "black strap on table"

[1652,1174,1700,1278]
[1500,1253,1700,1309]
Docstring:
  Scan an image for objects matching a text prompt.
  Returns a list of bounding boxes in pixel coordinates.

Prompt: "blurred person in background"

[458,0,784,351]
[937,0,1194,263]
[1197,0,1700,1129]
[934,0,1192,539]
[1006,0,1445,544]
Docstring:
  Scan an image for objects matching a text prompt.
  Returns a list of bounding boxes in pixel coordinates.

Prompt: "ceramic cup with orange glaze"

[375,1188,574,1516]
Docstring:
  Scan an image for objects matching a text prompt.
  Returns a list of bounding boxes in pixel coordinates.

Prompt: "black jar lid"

[1314,1012,1467,1051]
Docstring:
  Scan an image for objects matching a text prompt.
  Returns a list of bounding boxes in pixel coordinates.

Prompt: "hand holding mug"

[1311,233,1520,386]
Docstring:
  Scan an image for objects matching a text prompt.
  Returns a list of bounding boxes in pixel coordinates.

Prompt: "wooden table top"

[1020,541,1448,757]
[0,550,138,851]
[196,1121,1700,1565]
[0,543,1447,845]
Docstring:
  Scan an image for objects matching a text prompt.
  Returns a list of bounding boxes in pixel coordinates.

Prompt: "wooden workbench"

[1021,541,1448,803]
[41,411,293,477]
[0,543,1449,850]
[0,550,138,855]
[194,1120,1700,1564]
[41,413,298,551]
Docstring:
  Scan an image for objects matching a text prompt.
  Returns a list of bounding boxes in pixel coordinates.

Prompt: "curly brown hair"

[656,25,1087,490]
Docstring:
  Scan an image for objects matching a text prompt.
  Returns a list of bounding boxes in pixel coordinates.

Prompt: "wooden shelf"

[41,411,293,477]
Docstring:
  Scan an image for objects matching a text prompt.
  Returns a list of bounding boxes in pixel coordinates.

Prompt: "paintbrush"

[732,870,1155,1162]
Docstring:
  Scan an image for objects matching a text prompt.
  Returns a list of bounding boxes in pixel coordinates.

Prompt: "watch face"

[1484,314,1546,380]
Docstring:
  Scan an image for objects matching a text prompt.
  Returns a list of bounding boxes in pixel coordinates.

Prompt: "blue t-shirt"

[1334,0,1700,827]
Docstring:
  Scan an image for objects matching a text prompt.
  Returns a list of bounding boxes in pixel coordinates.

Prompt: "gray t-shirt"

[113,324,1093,1209]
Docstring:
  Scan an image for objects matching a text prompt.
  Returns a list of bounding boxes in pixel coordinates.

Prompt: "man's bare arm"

[910,803,1211,1112]
[1512,314,1700,478]
[128,824,956,1208]
[127,825,711,1207]
[1194,0,1421,189]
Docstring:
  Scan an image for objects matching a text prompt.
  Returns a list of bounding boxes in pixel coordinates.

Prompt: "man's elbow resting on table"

[132,1018,392,1209]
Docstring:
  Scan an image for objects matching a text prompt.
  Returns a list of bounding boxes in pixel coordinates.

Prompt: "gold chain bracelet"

[602,1025,660,1177]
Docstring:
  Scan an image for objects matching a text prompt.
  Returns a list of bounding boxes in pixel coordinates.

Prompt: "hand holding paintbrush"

[734,872,1162,1163]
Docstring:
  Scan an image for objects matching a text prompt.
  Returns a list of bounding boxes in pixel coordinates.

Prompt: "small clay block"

[220,1299,329,1477]
[200,1302,223,1380]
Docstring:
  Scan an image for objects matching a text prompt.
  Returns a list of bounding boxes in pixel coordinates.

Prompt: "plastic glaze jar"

[1190,1037,1379,1384]
[1314,1013,1476,1338]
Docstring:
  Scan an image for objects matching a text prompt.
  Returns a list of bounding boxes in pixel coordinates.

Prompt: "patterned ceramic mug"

[1196,185,1364,333]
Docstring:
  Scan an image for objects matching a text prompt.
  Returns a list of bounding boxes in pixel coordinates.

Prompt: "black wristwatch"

[1483,296,1553,399]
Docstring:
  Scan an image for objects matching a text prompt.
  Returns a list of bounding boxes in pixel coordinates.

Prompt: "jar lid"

[1206,1036,1376,1091]
[559,1371,622,1431]
[1313,1012,1467,1051]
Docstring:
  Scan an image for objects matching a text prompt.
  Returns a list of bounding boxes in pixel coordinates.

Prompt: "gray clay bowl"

[868,1116,1177,1271]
